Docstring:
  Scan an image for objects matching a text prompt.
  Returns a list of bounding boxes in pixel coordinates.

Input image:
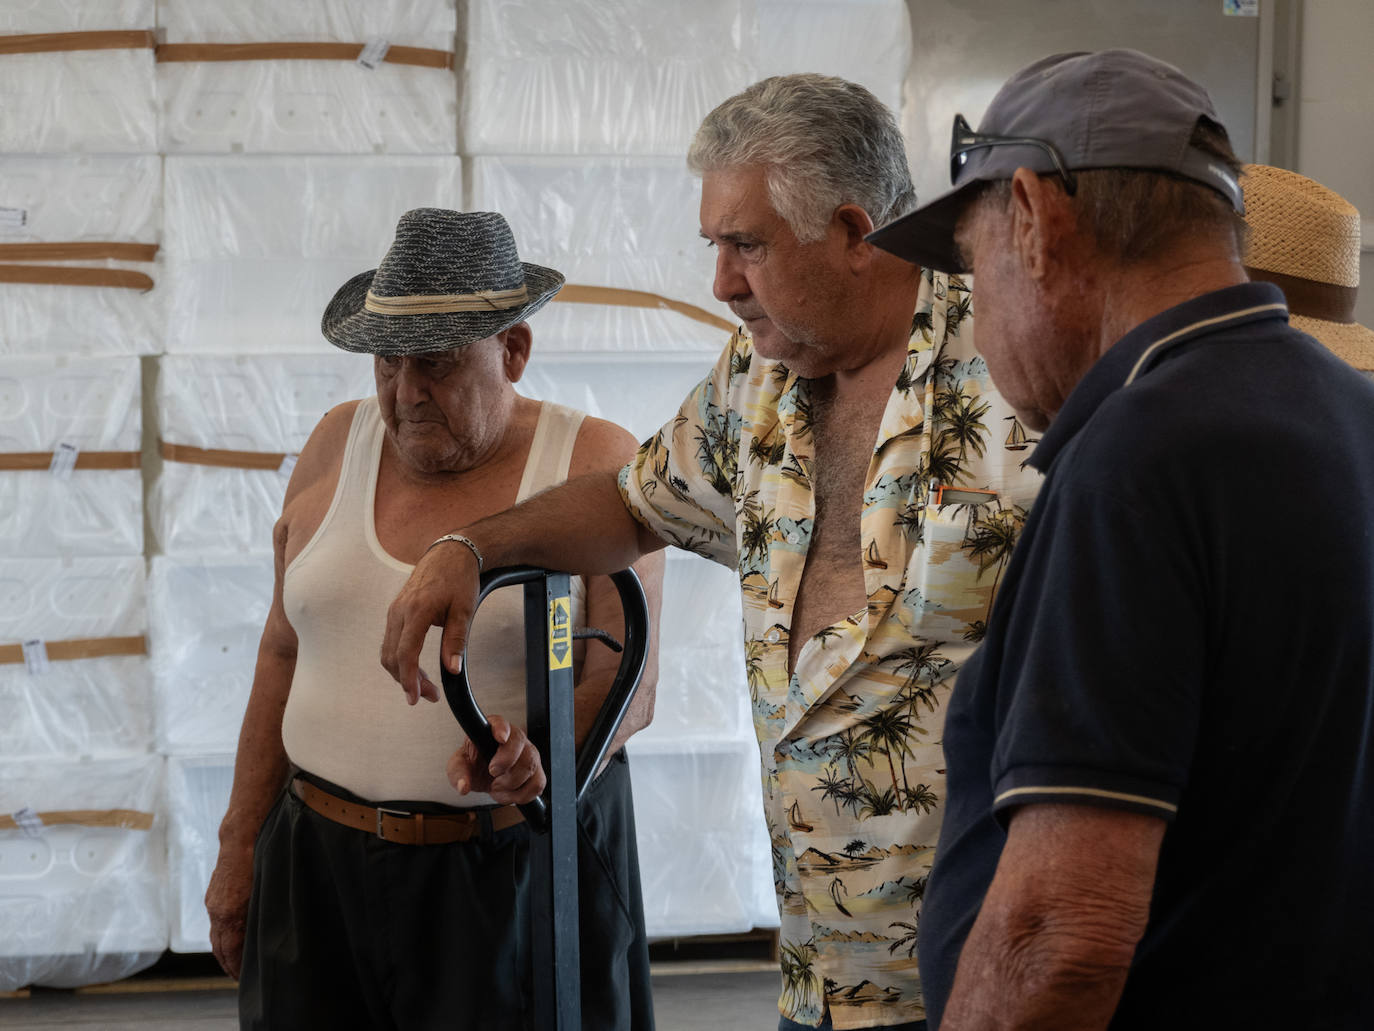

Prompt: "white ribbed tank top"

[280,397,586,804]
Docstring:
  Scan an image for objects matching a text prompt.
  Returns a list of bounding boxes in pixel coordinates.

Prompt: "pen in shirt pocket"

[929,482,1000,507]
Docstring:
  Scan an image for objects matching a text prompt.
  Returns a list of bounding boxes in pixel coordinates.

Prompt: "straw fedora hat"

[1242,164,1374,372]
[322,208,564,356]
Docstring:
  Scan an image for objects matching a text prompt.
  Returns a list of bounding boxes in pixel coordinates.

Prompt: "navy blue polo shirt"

[920,283,1374,1029]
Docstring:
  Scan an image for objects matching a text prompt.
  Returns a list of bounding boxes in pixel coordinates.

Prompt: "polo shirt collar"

[1028,282,1289,472]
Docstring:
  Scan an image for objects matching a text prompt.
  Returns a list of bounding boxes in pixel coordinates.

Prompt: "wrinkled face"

[699,165,850,377]
[953,197,1055,431]
[374,334,514,474]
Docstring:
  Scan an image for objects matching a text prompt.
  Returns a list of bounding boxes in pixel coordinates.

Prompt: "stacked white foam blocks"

[156,0,459,155]
[1,0,910,984]
[0,1,158,155]
[0,94,163,989]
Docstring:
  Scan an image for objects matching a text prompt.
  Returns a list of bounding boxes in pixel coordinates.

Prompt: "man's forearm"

[940,894,1137,1030]
[218,649,295,850]
[940,804,1162,1031]
[385,469,667,696]
[459,470,666,575]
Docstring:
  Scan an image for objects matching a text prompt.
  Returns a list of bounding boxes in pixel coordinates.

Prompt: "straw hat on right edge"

[1242,164,1374,372]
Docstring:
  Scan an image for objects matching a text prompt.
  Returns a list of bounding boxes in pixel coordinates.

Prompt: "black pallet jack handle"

[441,566,650,1031]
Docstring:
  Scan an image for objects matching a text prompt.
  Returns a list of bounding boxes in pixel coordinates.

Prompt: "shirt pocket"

[896,491,1000,640]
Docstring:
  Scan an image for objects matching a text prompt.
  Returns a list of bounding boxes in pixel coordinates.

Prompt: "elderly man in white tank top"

[204,209,663,1031]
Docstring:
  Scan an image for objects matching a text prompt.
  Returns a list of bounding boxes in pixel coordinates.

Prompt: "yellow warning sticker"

[548,595,572,670]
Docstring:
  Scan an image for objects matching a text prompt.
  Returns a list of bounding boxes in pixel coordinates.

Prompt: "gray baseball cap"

[868,48,1244,273]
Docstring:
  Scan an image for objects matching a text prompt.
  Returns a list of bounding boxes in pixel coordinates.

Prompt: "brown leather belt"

[290,778,524,846]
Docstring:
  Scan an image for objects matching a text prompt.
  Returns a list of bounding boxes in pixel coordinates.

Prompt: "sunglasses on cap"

[950,113,1078,197]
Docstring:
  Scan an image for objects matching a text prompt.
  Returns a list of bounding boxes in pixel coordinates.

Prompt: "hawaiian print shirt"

[618,270,1043,1028]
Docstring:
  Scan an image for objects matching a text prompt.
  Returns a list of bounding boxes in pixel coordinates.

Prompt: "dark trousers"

[239,749,653,1031]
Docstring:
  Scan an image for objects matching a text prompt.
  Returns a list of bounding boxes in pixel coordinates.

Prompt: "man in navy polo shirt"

[869,49,1374,1029]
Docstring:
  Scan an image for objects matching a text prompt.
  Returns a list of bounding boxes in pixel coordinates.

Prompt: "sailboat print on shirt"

[864,540,888,570]
[769,578,785,609]
[1003,415,1039,452]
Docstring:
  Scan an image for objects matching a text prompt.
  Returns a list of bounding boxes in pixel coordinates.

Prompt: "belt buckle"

[375,806,411,840]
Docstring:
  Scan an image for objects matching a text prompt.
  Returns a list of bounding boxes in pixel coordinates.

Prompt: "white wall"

[1296,0,1374,328]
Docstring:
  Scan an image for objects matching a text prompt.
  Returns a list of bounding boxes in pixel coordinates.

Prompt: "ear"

[833,203,878,272]
[1007,167,1068,282]
[500,321,532,382]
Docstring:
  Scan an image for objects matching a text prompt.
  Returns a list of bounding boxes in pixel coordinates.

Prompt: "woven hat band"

[1245,267,1359,324]
[364,285,530,316]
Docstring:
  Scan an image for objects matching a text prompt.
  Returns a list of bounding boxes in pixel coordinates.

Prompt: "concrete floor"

[0,967,783,1030]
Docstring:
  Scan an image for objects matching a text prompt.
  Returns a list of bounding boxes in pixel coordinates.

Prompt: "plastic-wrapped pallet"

[0,556,151,760]
[150,353,374,555]
[0,356,143,557]
[157,0,458,154]
[753,0,911,114]
[512,349,759,730]
[470,157,729,354]
[0,2,157,154]
[147,554,273,755]
[165,753,233,953]
[626,736,776,937]
[461,0,755,156]
[0,754,166,990]
[516,351,717,443]
[634,550,750,744]
[161,155,462,354]
[0,155,163,355]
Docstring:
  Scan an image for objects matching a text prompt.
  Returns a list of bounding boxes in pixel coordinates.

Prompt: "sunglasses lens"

[947,116,1076,196]
[950,115,968,183]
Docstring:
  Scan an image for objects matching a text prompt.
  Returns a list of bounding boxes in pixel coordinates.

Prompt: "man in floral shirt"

[382,75,1040,1030]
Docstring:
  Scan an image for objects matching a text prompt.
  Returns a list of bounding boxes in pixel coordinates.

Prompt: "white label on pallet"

[49,442,79,480]
[357,38,391,70]
[11,807,43,838]
[21,639,50,676]
[0,206,26,232]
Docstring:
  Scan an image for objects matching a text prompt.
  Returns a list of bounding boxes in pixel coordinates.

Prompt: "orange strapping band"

[0,635,146,665]
[555,285,735,334]
[160,440,288,470]
[0,242,159,263]
[0,451,141,471]
[0,30,156,55]
[0,809,153,831]
[0,265,153,291]
[155,41,453,70]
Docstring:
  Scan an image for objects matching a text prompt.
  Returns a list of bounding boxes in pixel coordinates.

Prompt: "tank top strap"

[516,402,587,502]
[283,397,383,578]
[331,396,386,535]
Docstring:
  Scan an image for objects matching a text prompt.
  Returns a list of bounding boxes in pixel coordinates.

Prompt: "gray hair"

[688,74,917,243]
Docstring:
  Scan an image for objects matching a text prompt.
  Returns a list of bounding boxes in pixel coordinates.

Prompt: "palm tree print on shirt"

[613,269,1041,1027]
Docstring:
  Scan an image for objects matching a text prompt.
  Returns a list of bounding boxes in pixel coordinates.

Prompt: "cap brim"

[867,181,979,274]
[320,262,565,356]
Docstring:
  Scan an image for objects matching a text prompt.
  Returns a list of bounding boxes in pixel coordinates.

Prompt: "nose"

[712,248,749,305]
[394,359,431,405]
